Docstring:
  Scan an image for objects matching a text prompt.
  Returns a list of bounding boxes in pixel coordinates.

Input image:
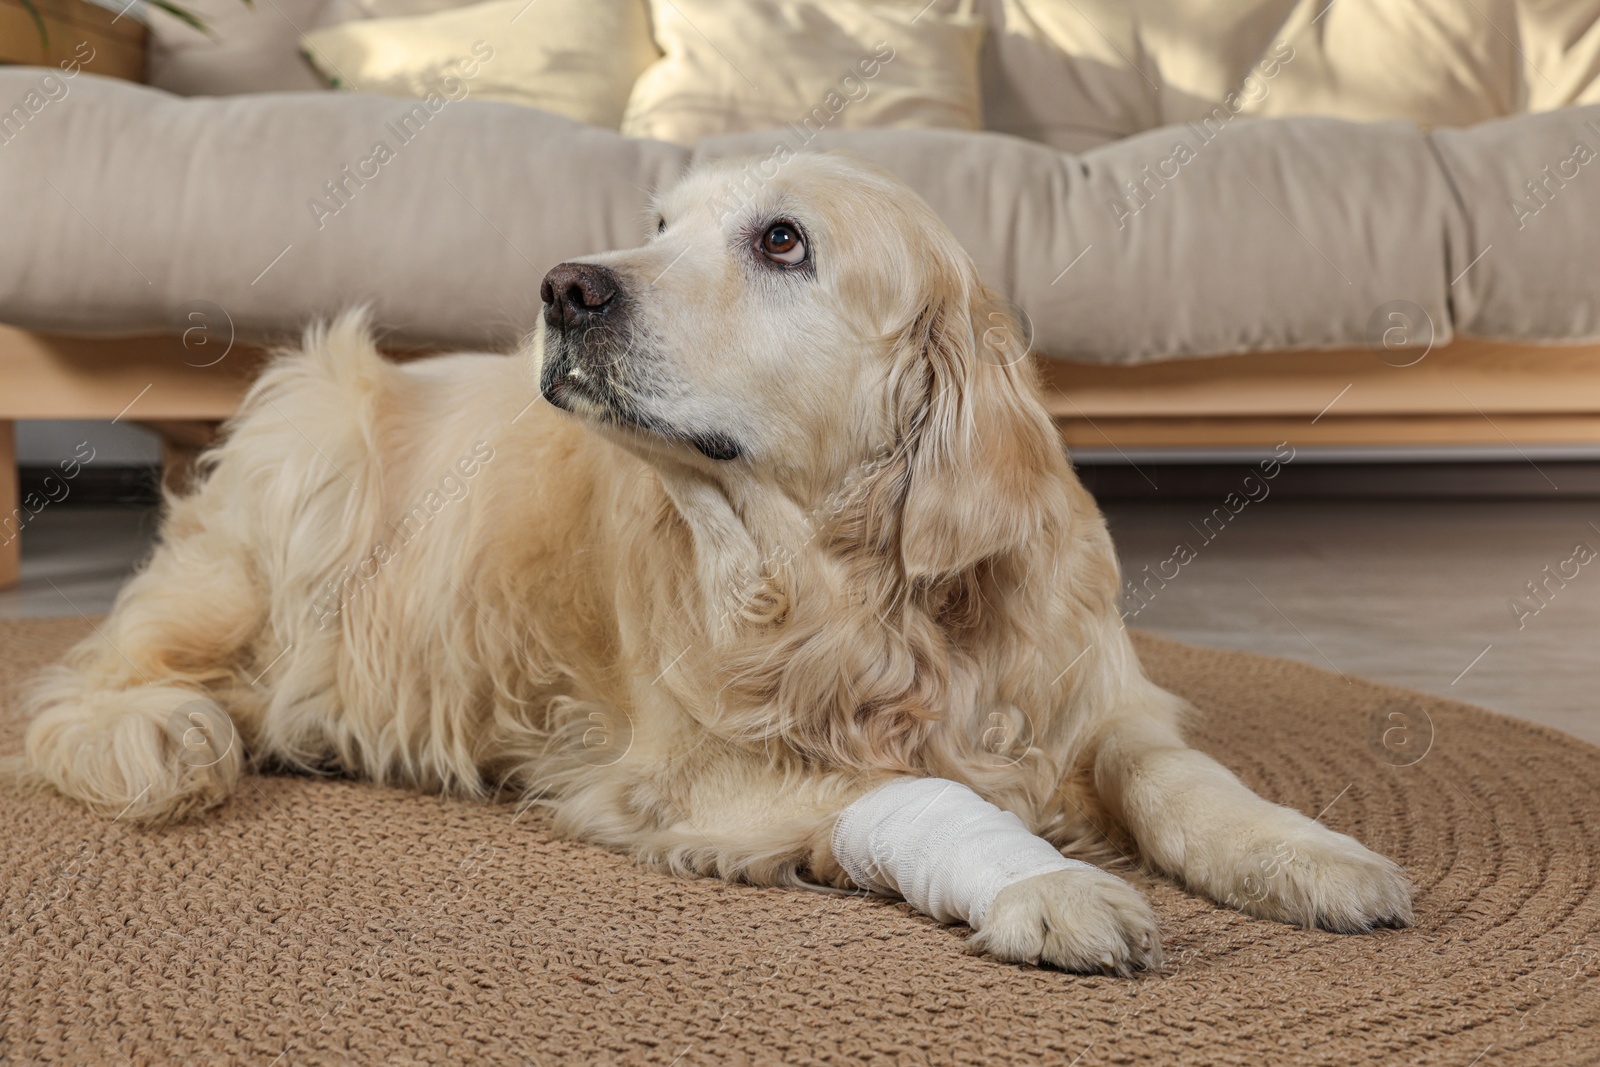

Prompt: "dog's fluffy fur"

[23,154,1412,972]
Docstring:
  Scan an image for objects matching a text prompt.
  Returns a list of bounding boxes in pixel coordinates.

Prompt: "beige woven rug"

[1,617,1595,1065]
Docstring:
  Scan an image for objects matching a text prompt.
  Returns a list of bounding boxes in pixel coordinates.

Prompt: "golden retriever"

[23,153,1411,974]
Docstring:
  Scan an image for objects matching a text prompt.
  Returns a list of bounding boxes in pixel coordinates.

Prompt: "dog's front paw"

[968,867,1163,976]
[1220,826,1414,933]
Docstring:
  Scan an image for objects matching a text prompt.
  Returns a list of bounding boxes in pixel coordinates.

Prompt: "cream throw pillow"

[301,0,659,129]
[621,0,985,144]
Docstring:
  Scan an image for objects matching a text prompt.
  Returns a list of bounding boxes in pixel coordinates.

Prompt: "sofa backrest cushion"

[300,0,659,129]
[148,0,1600,147]
[619,0,986,145]
[973,0,1600,150]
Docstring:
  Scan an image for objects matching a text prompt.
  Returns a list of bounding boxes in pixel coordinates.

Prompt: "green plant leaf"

[146,0,217,36]
[20,0,50,50]
[20,0,251,64]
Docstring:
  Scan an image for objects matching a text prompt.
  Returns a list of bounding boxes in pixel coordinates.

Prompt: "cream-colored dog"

[24,154,1411,973]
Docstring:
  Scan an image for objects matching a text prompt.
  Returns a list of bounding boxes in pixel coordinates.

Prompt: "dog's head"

[537,152,1063,579]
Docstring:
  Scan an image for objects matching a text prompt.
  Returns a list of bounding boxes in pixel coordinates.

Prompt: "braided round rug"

[1,616,1595,1065]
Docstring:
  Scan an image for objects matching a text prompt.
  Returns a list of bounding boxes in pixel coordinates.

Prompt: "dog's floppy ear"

[892,258,1063,581]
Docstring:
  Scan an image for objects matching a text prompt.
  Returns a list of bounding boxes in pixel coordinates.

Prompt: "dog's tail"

[275,305,389,395]
[205,304,390,473]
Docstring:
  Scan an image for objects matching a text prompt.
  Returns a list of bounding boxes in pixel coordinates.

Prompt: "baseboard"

[1076,460,1600,500]
[21,460,1600,508]
[19,464,161,507]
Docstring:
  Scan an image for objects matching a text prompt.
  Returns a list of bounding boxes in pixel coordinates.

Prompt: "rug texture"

[1,617,1595,1065]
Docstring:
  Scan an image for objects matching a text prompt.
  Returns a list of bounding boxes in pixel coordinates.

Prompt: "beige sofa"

[6,0,1600,588]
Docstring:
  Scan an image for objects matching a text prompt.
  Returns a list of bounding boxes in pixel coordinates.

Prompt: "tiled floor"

[3,500,1596,744]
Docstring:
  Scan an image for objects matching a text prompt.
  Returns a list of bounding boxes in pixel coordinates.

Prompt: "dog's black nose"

[541,263,619,330]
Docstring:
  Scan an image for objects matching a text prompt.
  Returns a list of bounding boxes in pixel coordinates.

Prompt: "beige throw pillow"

[621,0,985,144]
[301,0,659,129]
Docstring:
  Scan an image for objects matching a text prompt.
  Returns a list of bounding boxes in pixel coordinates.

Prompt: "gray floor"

[1103,498,1599,744]
[3,500,1596,744]
[0,507,162,620]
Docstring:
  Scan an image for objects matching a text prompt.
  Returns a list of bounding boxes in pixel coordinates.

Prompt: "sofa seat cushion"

[3,71,1599,363]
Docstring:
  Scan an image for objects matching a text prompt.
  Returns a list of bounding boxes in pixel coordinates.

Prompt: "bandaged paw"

[832,776,1096,927]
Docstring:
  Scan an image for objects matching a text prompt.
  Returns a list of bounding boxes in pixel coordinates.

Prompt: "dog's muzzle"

[536,260,743,463]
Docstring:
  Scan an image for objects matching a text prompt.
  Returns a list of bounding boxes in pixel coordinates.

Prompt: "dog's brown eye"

[657,217,666,235]
[760,222,806,265]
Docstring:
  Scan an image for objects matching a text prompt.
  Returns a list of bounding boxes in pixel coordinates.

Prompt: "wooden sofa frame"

[7,323,1600,588]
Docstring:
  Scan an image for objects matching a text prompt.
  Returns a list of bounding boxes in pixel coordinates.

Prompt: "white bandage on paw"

[832,776,1095,927]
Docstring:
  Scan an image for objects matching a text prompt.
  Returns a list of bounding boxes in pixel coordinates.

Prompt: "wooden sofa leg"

[0,420,19,590]
[142,419,219,496]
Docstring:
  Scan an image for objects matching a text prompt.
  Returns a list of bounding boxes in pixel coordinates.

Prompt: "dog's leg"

[573,761,1161,975]
[22,498,264,824]
[1094,686,1414,932]
[836,777,1162,975]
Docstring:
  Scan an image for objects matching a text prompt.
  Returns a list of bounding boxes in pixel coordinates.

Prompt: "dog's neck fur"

[653,465,774,640]
[617,431,1108,776]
